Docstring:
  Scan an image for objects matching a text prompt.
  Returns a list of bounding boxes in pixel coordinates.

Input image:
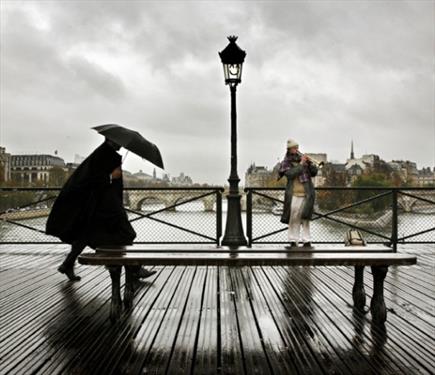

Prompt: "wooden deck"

[0,244,433,375]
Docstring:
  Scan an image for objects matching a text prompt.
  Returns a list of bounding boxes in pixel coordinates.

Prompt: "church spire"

[350,139,355,160]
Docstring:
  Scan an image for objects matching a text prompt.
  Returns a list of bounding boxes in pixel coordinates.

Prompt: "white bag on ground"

[344,229,366,246]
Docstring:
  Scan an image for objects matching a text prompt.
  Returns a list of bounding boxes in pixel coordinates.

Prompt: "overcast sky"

[1,0,434,184]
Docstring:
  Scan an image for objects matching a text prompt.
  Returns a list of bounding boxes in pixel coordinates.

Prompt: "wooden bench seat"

[78,246,416,324]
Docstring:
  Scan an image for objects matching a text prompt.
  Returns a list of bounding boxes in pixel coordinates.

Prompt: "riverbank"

[0,208,50,221]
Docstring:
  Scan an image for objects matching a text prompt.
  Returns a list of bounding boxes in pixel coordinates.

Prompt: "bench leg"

[107,266,122,323]
[352,266,366,310]
[124,266,137,309]
[370,266,388,324]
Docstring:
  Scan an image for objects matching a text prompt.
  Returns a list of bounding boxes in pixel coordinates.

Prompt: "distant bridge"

[124,189,435,213]
[125,189,268,213]
[125,189,220,212]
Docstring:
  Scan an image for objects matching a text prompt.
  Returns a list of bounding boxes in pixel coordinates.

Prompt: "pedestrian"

[46,138,156,281]
[278,138,318,248]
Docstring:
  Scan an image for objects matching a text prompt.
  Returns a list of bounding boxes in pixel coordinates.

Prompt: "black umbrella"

[92,124,164,169]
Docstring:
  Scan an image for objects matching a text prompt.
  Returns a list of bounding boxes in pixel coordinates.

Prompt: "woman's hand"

[300,155,309,164]
[111,166,122,180]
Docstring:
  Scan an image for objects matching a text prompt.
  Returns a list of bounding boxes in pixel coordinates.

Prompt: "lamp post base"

[222,192,247,248]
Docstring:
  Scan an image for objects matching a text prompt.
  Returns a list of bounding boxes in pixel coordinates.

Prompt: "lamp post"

[219,36,247,248]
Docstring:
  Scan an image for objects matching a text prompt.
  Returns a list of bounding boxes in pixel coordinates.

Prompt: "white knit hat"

[287,138,299,149]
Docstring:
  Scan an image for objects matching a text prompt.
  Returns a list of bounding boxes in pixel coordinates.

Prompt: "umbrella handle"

[122,150,130,163]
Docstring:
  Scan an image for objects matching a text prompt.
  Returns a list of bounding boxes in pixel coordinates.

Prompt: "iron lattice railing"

[0,187,223,245]
[245,187,435,251]
[1,187,434,250]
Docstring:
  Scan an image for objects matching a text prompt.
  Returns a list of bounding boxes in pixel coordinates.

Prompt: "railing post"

[391,189,398,252]
[216,189,222,246]
[246,189,252,247]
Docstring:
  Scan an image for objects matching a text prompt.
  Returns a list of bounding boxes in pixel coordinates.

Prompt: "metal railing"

[1,186,434,250]
[0,187,223,245]
[245,187,435,251]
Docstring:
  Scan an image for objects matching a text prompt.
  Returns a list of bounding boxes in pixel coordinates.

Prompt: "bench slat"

[94,244,393,253]
[79,252,416,267]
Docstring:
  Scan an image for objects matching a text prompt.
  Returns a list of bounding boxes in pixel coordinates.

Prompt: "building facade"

[388,160,419,184]
[245,164,272,188]
[0,147,12,182]
[10,154,65,184]
[416,167,435,186]
[171,172,193,186]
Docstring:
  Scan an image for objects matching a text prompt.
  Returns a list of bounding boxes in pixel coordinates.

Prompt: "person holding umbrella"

[46,124,164,281]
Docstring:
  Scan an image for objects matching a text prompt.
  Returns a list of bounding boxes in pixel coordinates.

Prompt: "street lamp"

[219,36,247,248]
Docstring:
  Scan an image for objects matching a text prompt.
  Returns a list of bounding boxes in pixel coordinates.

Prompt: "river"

[0,201,433,244]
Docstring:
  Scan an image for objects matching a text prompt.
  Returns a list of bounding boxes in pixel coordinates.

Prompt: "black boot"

[58,241,86,281]
[137,267,157,279]
[58,262,81,281]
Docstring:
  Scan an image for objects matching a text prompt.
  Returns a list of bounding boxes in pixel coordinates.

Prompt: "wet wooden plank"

[0,269,94,327]
[387,269,435,294]
[107,266,185,374]
[326,267,434,337]
[219,267,245,375]
[127,266,197,374]
[274,266,406,374]
[0,268,110,374]
[64,266,170,375]
[22,275,112,375]
[0,244,433,375]
[336,267,435,323]
[139,266,197,373]
[165,267,208,374]
[0,268,106,342]
[265,266,366,374]
[227,267,272,374]
[251,267,312,372]
[319,267,435,372]
[311,267,434,374]
[193,267,219,374]
[241,267,298,373]
[0,267,104,339]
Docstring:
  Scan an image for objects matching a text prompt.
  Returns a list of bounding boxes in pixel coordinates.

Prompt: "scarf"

[279,152,311,183]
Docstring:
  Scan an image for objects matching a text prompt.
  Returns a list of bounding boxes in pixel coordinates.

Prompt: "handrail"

[1,187,433,248]
[0,187,225,192]
[245,186,435,191]
[245,187,435,251]
[0,187,224,245]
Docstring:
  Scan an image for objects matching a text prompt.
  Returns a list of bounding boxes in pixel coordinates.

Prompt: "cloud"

[66,56,126,99]
[1,0,433,184]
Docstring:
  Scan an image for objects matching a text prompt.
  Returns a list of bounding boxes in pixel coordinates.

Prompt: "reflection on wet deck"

[0,244,433,374]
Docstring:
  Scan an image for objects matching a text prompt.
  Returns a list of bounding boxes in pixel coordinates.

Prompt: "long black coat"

[280,162,318,224]
[46,141,136,247]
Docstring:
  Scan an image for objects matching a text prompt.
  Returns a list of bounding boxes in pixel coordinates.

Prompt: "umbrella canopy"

[92,124,164,169]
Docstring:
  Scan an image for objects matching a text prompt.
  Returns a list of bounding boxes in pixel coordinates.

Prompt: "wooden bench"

[78,245,416,324]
